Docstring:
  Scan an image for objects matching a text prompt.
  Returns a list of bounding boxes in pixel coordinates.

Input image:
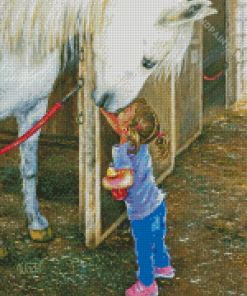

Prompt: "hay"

[228,97,247,116]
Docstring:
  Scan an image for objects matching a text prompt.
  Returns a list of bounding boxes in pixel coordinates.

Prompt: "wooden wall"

[203,0,226,59]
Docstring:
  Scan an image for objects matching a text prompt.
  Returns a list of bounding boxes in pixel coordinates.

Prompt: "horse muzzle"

[92,89,116,111]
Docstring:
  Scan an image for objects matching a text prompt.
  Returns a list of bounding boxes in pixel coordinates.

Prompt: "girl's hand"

[112,188,128,200]
[102,168,134,190]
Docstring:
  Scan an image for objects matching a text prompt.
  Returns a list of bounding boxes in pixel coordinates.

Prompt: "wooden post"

[83,34,95,247]
[82,33,101,247]
[78,39,85,232]
[95,101,102,246]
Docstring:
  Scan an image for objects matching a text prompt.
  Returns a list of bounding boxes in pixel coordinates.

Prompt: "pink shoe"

[125,280,158,296]
[154,266,175,279]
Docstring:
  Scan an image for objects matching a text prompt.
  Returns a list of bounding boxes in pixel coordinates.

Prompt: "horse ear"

[155,0,217,27]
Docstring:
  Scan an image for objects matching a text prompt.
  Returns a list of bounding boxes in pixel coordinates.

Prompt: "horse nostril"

[97,92,112,108]
[92,89,97,101]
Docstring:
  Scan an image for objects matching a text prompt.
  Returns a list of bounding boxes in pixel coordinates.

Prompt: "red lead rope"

[0,82,82,155]
[0,102,62,155]
[203,71,223,81]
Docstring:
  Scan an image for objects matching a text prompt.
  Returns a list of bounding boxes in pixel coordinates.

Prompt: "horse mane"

[0,0,110,65]
[0,0,202,80]
[154,21,195,82]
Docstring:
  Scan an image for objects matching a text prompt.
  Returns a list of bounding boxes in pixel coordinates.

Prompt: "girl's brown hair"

[125,98,169,159]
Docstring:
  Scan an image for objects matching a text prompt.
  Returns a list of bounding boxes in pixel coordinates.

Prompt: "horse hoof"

[29,227,53,242]
[0,242,8,259]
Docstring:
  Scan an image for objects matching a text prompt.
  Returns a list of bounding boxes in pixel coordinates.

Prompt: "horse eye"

[142,57,157,69]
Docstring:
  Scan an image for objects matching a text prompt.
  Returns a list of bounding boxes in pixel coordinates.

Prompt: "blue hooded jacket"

[112,141,165,220]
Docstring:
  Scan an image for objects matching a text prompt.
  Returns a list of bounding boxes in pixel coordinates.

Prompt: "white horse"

[0,0,216,244]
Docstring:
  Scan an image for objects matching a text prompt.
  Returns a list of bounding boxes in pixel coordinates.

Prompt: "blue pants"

[130,200,171,286]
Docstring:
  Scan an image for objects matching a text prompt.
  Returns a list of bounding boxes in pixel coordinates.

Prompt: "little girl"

[101,98,174,296]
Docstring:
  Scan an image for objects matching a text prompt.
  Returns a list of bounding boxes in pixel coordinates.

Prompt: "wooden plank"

[98,211,127,245]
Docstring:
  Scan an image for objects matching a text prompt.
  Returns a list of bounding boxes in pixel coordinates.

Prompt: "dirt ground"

[0,109,246,295]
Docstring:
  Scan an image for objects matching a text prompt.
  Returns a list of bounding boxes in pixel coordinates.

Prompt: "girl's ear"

[155,0,217,27]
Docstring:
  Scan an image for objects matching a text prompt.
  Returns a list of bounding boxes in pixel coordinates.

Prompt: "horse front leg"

[16,98,52,242]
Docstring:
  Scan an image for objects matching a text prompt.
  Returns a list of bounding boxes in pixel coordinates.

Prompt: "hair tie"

[136,124,141,131]
[158,131,163,137]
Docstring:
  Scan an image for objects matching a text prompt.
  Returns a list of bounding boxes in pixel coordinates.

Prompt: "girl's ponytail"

[140,107,169,160]
[127,125,141,154]
[155,132,169,160]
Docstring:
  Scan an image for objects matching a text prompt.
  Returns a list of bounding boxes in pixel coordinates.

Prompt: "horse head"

[92,0,217,113]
